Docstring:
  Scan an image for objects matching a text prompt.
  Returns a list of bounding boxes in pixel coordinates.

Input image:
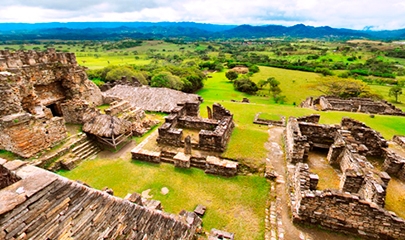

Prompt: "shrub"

[233,78,258,94]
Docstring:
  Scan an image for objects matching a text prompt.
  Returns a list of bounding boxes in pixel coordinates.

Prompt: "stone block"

[173,152,191,168]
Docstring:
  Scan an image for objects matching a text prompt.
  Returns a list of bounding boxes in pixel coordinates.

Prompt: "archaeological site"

[301,95,405,116]
[1,49,405,240]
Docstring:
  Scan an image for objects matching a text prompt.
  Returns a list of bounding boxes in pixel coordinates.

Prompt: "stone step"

[71,139,94,153]
[72,141,98,157]
[73,145,100,161]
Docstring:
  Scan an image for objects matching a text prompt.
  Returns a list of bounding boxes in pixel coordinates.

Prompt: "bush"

[233,78,258,94]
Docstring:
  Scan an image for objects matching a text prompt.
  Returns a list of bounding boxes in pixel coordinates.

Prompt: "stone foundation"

[300,95,405,116]
[157,102,234,152]
[253,112,285,126]
[131,148,238,177]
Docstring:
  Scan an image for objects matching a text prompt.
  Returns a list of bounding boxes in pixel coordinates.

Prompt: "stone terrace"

[0,159,201,239]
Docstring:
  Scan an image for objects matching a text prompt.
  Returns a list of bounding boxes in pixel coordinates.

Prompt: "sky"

[0,0,405,30]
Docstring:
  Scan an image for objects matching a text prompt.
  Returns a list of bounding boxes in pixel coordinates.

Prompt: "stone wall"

[300,95,405,116]
[383,149,405,181]
[285,117,310,163]
[131,148,238,177]
[341,118,388,156]
[393,135,405,148]
[291,163,405,239]
[253,112,285,126]
[0,114,67,158]
[0,49,103,158]
[157,102,234,152]
[298,122,339,149]
[0,159,21,190]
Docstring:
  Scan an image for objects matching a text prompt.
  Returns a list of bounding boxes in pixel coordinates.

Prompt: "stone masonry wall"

[285,117,310,163]
[291,163,405,239]
[0,49,103,158]
[0,163,21,190]
[341,118,388,156]
[157,102,234,152]
[300,95,405,116]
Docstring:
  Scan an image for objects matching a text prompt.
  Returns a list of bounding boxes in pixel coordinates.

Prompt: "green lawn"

[59,158,269,240]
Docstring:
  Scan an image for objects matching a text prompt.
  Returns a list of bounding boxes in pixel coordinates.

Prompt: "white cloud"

[0,0,405,30]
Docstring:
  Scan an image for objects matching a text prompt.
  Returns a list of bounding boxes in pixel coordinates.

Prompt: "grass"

[258,113,284,121]
[0,149,19,161]
[58,158,270,240]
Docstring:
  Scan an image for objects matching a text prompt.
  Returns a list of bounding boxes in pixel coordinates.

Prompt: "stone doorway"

[48,102,63,117]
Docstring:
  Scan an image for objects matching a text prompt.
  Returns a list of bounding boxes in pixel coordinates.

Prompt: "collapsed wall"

[0,159,201,239]
[0,49,103,158]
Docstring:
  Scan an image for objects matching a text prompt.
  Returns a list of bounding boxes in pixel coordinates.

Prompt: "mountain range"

[0,22,404,41]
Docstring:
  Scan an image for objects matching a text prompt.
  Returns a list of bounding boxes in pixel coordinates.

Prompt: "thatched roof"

[103,85,202,112]
[82,114,132,138]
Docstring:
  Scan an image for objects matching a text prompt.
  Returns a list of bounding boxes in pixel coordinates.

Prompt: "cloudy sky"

[0,0,404,30]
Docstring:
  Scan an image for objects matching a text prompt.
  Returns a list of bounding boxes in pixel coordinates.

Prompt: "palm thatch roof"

[103,85,203,112]
[82,114,132,138]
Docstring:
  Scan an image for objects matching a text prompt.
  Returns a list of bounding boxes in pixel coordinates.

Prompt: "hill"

[0,22,405,40]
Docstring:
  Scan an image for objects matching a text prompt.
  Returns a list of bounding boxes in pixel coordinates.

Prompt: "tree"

[150,71,183,90]
[258,77,283,102]
[389,85,403,102]
[225,71,238,81]
[233,78,258,94]
[309,77,379,99]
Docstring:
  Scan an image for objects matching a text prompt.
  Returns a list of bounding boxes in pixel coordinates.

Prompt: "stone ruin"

[300,95,405,116]
[157,102,234,152]
[253,112,286,126]
[0,49,103,158]
[132,101,238,177]
[0,159,201,239]
[285,114,405,239]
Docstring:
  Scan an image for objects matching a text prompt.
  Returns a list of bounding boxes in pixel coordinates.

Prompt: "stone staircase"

[59,138,102,170]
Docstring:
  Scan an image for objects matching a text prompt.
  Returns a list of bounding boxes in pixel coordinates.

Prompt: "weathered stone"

[0,49,102,158]
[173,152,191,168]
[301,95,405,116]
[0,160,200,239]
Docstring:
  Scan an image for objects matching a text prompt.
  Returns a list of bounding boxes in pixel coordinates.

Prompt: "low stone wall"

[253,112,285,126]
[298,122,339,149]
[393,135,405,148]
[291,163,405,239]
[157,102,234,152]
[131,148,238,177]
[199,116,234,152]
[285,117,310,163]
[300,95,405,116]
[0,159,21,189]
[341,118,388,156]
[383,149,405,181]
